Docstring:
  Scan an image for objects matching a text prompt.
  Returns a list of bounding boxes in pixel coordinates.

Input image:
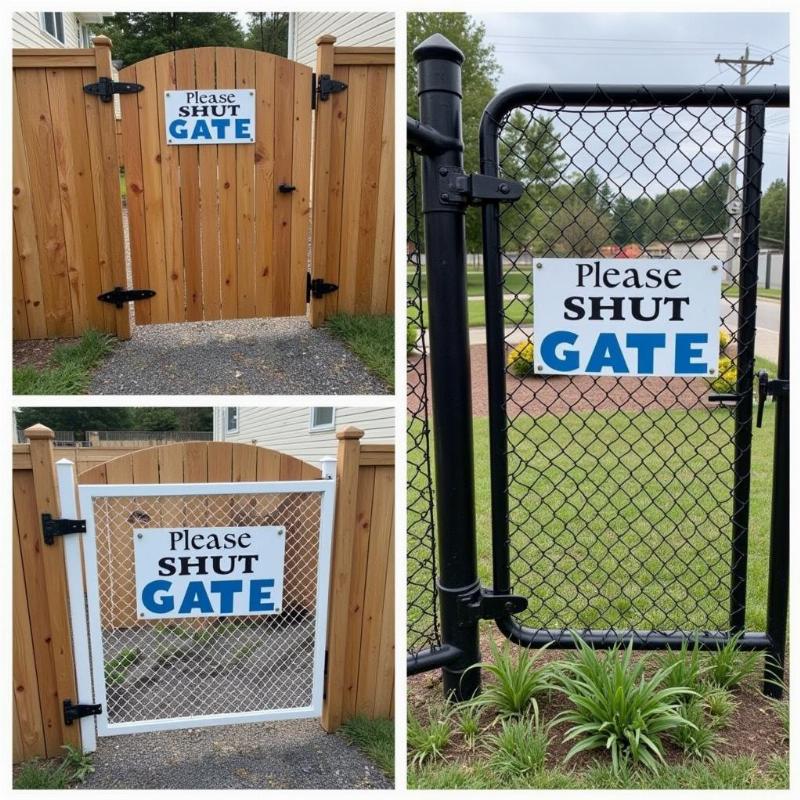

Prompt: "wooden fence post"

[308,35,336,329]
[321,425,363,731]
[24,424,81,750]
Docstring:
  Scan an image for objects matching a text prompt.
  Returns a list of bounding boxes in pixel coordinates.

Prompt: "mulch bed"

[408,346,721,417]
[408,625,788,777]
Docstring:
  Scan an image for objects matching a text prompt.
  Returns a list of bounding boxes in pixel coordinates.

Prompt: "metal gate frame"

[406,33,789,701]
[56,459,336,750]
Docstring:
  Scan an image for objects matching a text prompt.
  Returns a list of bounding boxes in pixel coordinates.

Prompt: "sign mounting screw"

[536,262,543,269]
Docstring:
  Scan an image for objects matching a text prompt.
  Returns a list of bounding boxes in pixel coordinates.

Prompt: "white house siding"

[288,12,394,67]
[13,12,85,49]
[213,407,394,464]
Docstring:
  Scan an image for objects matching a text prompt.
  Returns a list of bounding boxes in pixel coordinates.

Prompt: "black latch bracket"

[98,287,156,309]
[756,369,789,427]
[42,513,87,546]
[84,76,143,103]
[440,582,528,628]
[436,167,524,208]
[316,73,348,103]
[278,183,296,193]
[63,699,102,726]
[306,274,339,303]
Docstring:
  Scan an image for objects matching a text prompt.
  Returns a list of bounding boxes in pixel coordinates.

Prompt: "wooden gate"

[118,48,312,324]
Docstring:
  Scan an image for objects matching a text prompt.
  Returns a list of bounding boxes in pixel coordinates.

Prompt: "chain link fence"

[406,147,441,659]
[88,490,322,724]
[485,90,771,642]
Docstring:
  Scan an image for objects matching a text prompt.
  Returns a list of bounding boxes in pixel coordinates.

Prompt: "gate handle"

[278,183,296,193]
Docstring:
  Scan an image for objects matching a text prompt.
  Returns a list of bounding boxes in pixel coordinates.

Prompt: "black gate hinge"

[316,73,348,104]
[756,369,789,427]
[442,584,528,628]
[437,167,524,207]
[42,513,86,546]
[306,274,339,303]
[98,287,156,309]
[63,699,102,725]
[84,76,143,103]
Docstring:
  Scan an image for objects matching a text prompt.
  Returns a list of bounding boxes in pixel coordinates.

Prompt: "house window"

[41,12,66,45]
[79,24,93,48]
[225,407,239,433]
[309,407,335,432]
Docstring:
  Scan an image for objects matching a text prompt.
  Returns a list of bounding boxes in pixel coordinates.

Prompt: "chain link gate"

[407,33,789,701]
[57,461,335,747]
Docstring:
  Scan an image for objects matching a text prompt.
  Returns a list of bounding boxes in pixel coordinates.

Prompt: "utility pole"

[714,47,774,274]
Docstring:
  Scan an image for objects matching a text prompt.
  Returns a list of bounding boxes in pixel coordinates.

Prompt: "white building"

[287,12,394,67]
[12,12,112,49]
[214,407,394,463]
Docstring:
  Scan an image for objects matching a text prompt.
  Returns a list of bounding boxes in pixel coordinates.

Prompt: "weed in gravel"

[231,642,259,662]
[486,714,550,777]
[408,707,451,767]
[462,640,554,721]
[104,648,140,686]
[554,635,696,774]
[14,330,114,395]
[13,746,94,789]
[670,698,719,761]
[703,634,761,690]
[326,313,394,390]
[340,716,394,778]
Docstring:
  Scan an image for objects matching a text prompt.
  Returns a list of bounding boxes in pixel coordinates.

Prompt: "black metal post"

[729,101,765,632]
[763,173,789,699]
[414,33,481,701]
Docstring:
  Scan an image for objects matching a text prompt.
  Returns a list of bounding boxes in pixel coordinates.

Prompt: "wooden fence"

[309,37,395,325]
[12,38,129,341]
[12,425,394,761]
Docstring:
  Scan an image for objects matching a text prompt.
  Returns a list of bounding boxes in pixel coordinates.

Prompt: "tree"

[760,178,786,243]
[94,12,244,66]
[407,13,501,252]
[15,407,132,435]
[243,12,288,56]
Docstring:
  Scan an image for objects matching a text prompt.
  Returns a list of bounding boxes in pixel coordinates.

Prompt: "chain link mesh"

[488,95,768,641]
[406,147,441,657]
[90,491,322,724]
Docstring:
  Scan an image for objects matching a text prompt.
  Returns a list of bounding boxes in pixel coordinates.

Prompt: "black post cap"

[413,33,464,65]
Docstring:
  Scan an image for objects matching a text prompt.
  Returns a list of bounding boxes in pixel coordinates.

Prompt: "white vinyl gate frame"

[56,459,336,750]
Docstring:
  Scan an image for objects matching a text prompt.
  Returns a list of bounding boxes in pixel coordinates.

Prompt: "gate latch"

[98,287,156,309]
[316,73,348,103]
[42,513,86,546]
[278,183,296,193]
[83,76,143,103]
[756,369,788,427]
[63,699,102,726]
[454,587,528,627]
[437,167,524,207]
[306,274,338,302]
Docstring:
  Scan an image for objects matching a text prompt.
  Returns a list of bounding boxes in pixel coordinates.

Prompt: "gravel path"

[88,317,388,395]
[79,719,392,789]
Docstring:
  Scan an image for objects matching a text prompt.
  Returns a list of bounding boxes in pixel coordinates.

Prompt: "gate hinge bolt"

[440,193,449,201]
[499,183,510,194]
[439,167,449,176]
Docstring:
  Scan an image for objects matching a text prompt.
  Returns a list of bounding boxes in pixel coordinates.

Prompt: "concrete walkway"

[79,719,392,790]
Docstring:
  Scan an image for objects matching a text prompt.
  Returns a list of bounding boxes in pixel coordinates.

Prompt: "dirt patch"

[13,337,79,370]
[408,625,788,776]
[408,346,721,417]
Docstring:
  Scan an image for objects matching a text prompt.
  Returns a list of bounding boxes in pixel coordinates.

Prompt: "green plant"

[455,703,481,749]
[463,640,554,720]
[702,688,737,729]
[408,707,451,767]
[231,642,258,661]
[657,639,706,695]
[486,714,550,777]
[104,647,140,686]
[407,321,420,356]
[13,746,94,789]
[507,339,534,377]
[670,698,719,760]
[703,633,761,689]
[553,635,696,774]
[340,716,394,778]
[326,313,394,390]
[60,745,95,783]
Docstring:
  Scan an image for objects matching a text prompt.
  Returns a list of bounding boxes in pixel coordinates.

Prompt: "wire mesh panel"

[481,87,783,644]
[406,147,441,658]
[80,483,332,733]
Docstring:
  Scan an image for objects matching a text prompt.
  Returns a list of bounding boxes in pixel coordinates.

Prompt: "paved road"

[466,298,781,363]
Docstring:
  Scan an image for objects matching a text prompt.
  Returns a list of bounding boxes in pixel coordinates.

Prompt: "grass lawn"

[408,391,778,651]
[722,284,782,302]
[339,716,395,779]
[13,330,115,394]
[326,313,394,391]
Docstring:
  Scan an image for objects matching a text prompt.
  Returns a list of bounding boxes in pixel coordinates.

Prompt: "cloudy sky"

[475,12,789,190]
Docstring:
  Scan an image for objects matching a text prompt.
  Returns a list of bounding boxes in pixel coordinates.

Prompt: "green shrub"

[670,698,719,760]
[703,633,761,690]
[656,639,706,695]
[455,703,481,750]
[702,688,737,729]
[486,715,549,777]
[463,640,554,720]
[408,707,451,767]
[553,635,696,774]
[407,321,420,356]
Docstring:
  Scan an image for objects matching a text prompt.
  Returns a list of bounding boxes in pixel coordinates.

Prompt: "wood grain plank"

[256,447,281,481]
[373,515,395,718]
[12,234,30,340]
[207,441,234,482]
[290,63,313,315]
[233,443,258,482]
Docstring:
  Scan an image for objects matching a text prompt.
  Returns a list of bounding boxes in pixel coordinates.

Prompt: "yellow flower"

[507,339,534,377]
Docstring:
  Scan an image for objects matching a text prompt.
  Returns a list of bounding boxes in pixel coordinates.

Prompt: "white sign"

[134,526,285,619]
[164,89,255,145]
[532,259,723,376]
